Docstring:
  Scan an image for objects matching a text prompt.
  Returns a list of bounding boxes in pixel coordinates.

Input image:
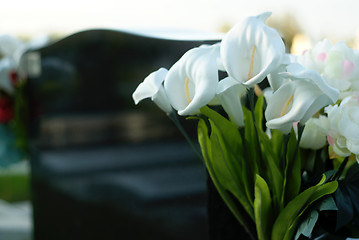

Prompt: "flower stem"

[292,123,305,162]
[168,110,204,162]
[330,157,349,181]
[247,87,265,174]
[239,127,255,203]
[281,133,291,172]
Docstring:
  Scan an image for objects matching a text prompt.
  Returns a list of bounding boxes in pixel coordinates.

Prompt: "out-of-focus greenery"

[0,162,30,202]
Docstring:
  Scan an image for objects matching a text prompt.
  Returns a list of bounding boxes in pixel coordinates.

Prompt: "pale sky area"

[1,0,358,43]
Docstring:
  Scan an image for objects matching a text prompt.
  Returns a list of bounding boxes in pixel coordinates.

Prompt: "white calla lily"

[132,68,172,113]
[216,77,247,127]
[164,44,220,116]
[282,63,339,103]
[220,12,285,87]
[267,54,298,91]
[265,64,339,134]
[267,64,288,92]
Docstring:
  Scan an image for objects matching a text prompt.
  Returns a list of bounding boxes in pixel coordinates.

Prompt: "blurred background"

[1,0,359,53]
[1,1,359,239]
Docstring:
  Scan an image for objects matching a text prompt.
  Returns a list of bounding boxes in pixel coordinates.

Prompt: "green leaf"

[334,163,359,230]
[200,106,243,152]
[283,129,302,205]
[319,196,338,211]
[270,129,284,165]
[254,175,273,240]
[246,96,285,214]
[243,106,260,175]
[272,185,315,240]
[254,94,264,130]
[209,120,254,219]
[295,210,319,240]
[197,118,211,164]
[201,106,254,205]
[272,178,338,240]
[294,197,337,240]
[262,152,283,213]
[255,127,284,213]
[197,118,256,238]
[335,185,354,230]
[285,180,338,239]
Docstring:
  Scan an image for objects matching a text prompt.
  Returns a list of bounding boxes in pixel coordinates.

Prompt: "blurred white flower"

[300,115,329,149]
[299,39,359,99]
[326,96,359,162]
[0,59,16,94]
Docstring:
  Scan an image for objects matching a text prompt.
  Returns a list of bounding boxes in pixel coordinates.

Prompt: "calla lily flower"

[267,54,298,91]
[265,63,339,134]
[283,63,339,103]
[220,12,285,87]
[164,44,220,116]
[132,68,172,113]
[267,64,288,92]
[216,77,247,127]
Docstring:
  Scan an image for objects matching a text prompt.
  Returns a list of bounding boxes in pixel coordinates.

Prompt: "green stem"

[247,88,265,174]
[168,111,204,162]
[281,133,291,172]
[207,162,257,240]
[239,127,255,203]
[292,123,305,163]
[330,157,349,181]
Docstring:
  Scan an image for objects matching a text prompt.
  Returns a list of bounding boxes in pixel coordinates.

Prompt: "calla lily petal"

[266,68,338,134]
[164,44,219,116]
[280,63,339,102]
[266,81,320,133]
[216,77,247,127]
[132,68,172,113]
[220,12,285,87]
[267,64,288,92]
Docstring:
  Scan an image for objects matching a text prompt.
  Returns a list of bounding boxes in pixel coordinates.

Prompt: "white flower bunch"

[132,12,359,239]
[133,11,359,162]
[326,96,359,162]
[133,11,342,146]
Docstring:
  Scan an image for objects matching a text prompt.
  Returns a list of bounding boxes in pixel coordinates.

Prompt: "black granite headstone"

[25,29,220,240]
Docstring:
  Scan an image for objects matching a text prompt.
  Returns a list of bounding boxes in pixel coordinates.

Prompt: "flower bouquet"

[0,34,47,202]
[0,34,47,164]
[133,12,359,240]
[0,34,29,167]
